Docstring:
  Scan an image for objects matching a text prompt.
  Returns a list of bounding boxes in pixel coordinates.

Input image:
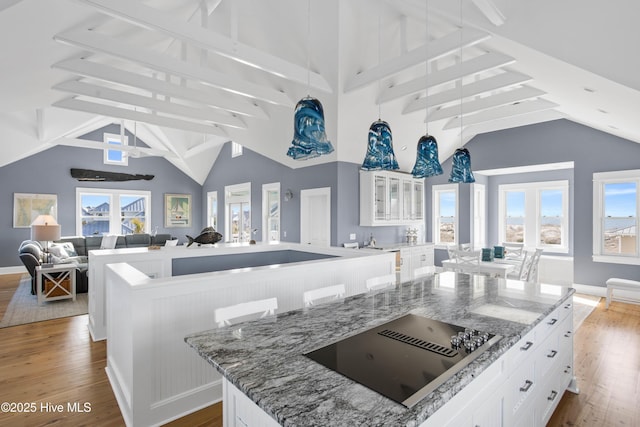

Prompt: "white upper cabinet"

[361,170,425,226]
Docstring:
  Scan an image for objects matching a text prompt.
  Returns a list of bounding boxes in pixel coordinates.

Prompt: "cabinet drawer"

[504,362,536,418]
[503,328,538,372]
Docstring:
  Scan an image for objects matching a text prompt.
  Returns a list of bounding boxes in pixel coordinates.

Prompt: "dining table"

[441,258,516,278]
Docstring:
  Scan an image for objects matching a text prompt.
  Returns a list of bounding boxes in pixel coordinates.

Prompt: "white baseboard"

[0,266,27,275]
[573,282,640,305]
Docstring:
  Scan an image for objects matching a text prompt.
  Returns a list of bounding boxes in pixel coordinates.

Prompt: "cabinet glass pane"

[389,177,400,220]
[414,182,424,220]
[375,176,387,221]
[403,181,412,220]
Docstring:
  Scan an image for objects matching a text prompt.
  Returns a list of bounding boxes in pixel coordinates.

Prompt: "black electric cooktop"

[304,314,501,407]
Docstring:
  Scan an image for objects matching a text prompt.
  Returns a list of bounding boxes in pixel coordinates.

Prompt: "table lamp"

[31,215,61,266]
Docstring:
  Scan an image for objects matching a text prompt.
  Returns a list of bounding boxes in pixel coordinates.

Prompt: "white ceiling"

[1,0,639,184]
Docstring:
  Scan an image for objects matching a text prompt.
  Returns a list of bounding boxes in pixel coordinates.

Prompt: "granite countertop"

[185,273,574,426]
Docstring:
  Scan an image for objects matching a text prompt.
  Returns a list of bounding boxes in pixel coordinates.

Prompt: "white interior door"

[300,187,331,246]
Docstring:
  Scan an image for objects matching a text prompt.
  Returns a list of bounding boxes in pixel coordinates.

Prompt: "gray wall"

[430,119,639,287]
[1,124,202,267]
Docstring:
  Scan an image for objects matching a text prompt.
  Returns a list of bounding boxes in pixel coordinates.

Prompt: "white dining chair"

[502,242,525,259]
[303,284,346,307]
[365,274,396,291]
[515,249,543,282]
[507,250,530,280]
[214,297,278,328]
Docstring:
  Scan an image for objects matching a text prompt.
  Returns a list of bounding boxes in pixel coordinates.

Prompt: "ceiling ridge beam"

[53,79,246,129]
[403,70,531,114]
[442,99,559,129]
[52,58,268,119]
[345,27,490,93]
[54,29,292,106]
[379,51,515,104]
[427,86,546,121]
[76,0,332,93]
[53,97,232,137]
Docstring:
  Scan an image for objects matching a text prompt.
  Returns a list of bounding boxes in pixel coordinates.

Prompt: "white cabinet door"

[360,171,424,226]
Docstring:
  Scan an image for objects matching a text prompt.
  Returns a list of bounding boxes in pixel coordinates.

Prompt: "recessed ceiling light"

[584,87,596,93]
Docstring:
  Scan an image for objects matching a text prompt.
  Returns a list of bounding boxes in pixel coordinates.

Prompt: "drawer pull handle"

[564,331,572,337]
[520,380,533,392]
[547,318,558,325]
[547,350,558,358]
[564,365,571,373]
[564,303,572,309]
[547,390,558,401]
[520,341,533,351]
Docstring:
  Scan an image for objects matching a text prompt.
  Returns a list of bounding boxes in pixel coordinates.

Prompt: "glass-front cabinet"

[361,170,425,226]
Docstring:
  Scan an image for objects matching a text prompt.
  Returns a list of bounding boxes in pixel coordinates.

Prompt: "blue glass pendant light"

[412,134,443,178]
[361,119,399,170]
[287,96,334,160]
[448,147,475,183]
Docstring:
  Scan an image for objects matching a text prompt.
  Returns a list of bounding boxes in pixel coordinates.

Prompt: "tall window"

[593,170,639,264]
[432,184,458,246]
[103,133,128,166]
[231,141,243,158]
[76,188,150,236]
[498,181,568,252]
[262,183,280,242]
[207,191,218,230]
[225,183,251,243]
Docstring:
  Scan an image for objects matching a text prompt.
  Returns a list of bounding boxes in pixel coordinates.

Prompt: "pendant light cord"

[425,0,429,135]
[459,0,463,148]
[377,0,382,120]
[306,0,311,96]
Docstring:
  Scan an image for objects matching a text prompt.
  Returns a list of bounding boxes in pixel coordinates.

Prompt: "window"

[76,188,150,236]
[262,183,280,242]
[498,181,568,252]
[104,133,128,166]
[432,184,458,246]
[593,170,639,264]
[231,141,243,158]
[225,183,251,243]
[207,191,218,230]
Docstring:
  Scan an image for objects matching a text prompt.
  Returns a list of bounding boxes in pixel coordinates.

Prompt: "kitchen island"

[186,273,576,426]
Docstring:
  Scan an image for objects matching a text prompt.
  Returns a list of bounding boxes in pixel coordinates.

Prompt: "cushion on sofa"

[125,234,151,247]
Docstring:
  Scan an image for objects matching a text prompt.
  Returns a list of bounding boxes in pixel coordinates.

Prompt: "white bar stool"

[214,297,278,328]
[303,284,346,307]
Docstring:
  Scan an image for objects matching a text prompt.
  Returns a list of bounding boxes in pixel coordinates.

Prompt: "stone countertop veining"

[185,273,574,426]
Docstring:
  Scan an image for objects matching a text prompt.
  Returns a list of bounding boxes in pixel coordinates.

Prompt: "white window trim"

[231,141,243,158]
[76,187,151,236]
[262,182,280,242]
[103,133,128,166]
[593,169,640,265]
[207,191,218,230]
[498,180,569,253]
[225,182,251,243]
[432,183,458,249]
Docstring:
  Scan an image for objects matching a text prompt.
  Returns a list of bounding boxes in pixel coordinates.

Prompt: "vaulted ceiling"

[1,0,639,184]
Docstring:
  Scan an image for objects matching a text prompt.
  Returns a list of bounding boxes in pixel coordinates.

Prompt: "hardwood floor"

[1,272,638,427]
[0,273,22,319]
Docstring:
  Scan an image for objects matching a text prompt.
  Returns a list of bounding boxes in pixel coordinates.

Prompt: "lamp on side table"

[31,214,61,266]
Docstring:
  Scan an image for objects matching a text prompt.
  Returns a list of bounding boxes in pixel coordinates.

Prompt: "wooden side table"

[36,264,77,305]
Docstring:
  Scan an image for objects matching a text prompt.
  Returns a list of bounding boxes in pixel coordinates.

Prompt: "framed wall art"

[13,193,58,228]
[165,193,191,227]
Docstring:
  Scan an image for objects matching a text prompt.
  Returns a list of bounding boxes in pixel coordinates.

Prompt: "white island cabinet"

[360,170,424,226]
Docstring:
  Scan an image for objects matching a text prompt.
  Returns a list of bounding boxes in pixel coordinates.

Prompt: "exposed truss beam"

[54,29,292,106]
[55,137,177,159]
[52,59,267,119]
[54,98,232,137]
[379,52,515,104]
[466,110,567,136]
[53,80,246,129]
[403,71,531,114]
[345,28,489,93]
[442,99,559,130]
[471,0,506,26]
[427,86,546,121]
[76,0,332,93]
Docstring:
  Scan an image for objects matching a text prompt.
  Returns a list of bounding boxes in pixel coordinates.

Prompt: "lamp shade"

[286,97,334,160]
[31,224,61,242]
[361,120,399,171]
[411,134,443,178]
[448,148,476,183]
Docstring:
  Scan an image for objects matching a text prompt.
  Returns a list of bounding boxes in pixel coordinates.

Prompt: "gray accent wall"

[429,119,639,287]
[1,124,202,267]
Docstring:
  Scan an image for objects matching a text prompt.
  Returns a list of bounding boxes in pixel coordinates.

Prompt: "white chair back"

[454,249,481,266]
[303,284,346,307]
[100,235,118,249]
[365,274,396,291]
[214,297,278,328]
[503,242,525,259]
[519,249,543,282]
[413,266,436,279]
[507,250,530,280]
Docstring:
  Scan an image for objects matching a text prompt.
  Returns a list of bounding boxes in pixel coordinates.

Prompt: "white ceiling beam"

[53,97,232,137]
[55,137,178,159]
[75,0,332,93]
[53,80,246,129]
[471,0,506,26]
[53,29,292,106]
[345,28,489,93]
[403,71,531,114]
[52,58,268,119]
[442,99,559,130]
[465,110,567,136]
[427,86,546,121]
[379,52,515,103]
